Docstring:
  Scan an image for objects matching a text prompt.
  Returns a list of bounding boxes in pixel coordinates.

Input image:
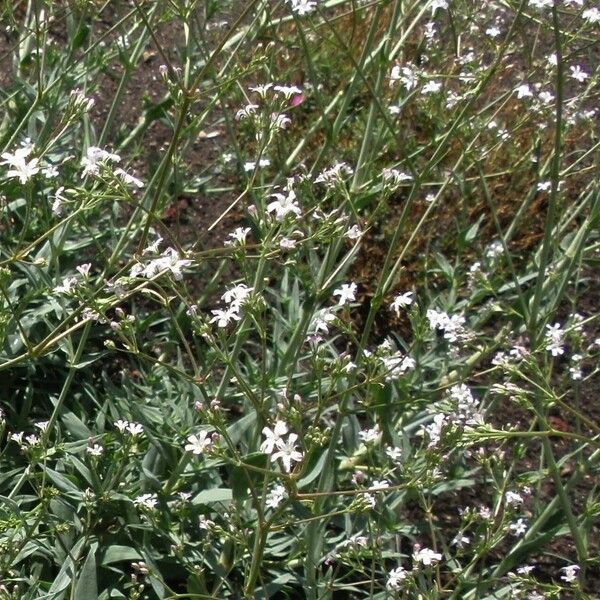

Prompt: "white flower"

[582,7,600,23]
[345,224,362,240]
[358,425,379,444]
[413,547,442,566]
[311,309,336,334]
[517,565,535,575]
[249,83,273,97]
[273,84,302,97]
[370,479,390,490]
[569,65,588,82]
[505,491,524,507]
[422,80,442,94]
[385,446,403,462]
[260,421,289,454]
[267,189,302,221]
[560,564,580,583]
[236,103,259,120]
[286,0,317,15]
[451,534,470,548]
[226,227,251,245]
[545,323,565,356]
[134,493,158,510]
[210,307,241,328]
[314,162,353,185]
[271,432,303,472]
[222,283,253,310]
[42,165,59,178]
[54,277,78,295]
[266,484,288,509]
[114,419,129,433]
[515,84,533,99]
[382,168,412,186]
[530,0,552,7]
[243,158,270,172]
[35,421,49,432]
[81,146,120,177]
[10,432,24,445]
[87,443,103,456]
[430,0,448,11]
[76,263,92,277]
[185,431,212,455]
[1,144,40,184]
[271,113,291,130]
[386,566,407,590]
[486,25,501,37]
[390,291,413,315]
[509,518,528,536]
[126,422,144,436]
[333,282,357,306]
[390,65,415,88]
[114,168,144,188]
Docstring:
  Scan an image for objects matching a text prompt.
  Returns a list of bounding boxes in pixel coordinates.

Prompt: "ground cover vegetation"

[0,0,599,598]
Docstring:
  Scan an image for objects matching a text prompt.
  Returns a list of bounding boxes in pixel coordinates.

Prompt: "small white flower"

[386,566,407,590]
[267,189,302,221]
[569,65,589,83]
[114,419,129,433]
[385,446,403,462]
[509,518,528,536]
[134,493,158,510]
[126,422,144,436]
[515,84,533,99]
[422,80,442,95]
[286,0,317,15]
[222,284,253,310]
[273,84,303,98]
[185,431,212,455]
[81,146,120,177]
[505,491,524,507]
[545,323,565,356]
[345,224,362,240]
[333,282,357,306]
[311,309,337,334]
[358,425,379,444]
[517,565,535,575]
[485,26,501,37]
[54,277,78,295]
[266,484,288,509]
[114,168,144,188]
[87,443,103,456]
[413,547,442,566]
[560,564,580,583]
[210,307,241,328]
[261,421,289,454]
[226,227,251,245]
[582,7,600,23]
[76,263,92,277]
[390,291,414,315]
[1,144,40,184]
[271,432,303,472]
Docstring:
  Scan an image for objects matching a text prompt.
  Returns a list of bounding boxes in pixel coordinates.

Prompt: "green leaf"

[100,545,143,566]
[74,545,98,600]
[192,488,233,505]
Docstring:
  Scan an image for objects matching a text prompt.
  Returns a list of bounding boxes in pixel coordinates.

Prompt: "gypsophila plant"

[0,0,598,598]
